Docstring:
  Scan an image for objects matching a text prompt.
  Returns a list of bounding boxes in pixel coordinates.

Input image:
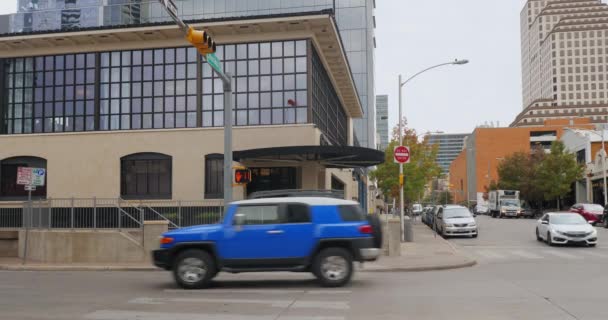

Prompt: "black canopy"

[233,146,385,168]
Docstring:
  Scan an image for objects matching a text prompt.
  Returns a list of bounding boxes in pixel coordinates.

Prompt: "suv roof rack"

[248,189,346,200]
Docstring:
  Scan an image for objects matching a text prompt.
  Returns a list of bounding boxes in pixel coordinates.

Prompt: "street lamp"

[397,59,469,242]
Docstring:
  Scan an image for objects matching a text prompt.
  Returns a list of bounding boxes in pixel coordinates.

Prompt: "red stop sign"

[394,146,411,164]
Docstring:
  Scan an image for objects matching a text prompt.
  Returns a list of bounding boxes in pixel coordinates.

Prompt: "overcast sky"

[0,0,577,136]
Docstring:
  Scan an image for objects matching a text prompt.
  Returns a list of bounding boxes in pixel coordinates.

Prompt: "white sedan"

[536,212,598,247]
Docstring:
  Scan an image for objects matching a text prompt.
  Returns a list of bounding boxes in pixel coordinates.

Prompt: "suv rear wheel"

[173,249,216,289]
[313,248,353,287]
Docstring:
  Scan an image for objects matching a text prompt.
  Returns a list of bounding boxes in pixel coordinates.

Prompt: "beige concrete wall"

[0,125,318,200]
[0,231,18,257]
[18,229,145,263]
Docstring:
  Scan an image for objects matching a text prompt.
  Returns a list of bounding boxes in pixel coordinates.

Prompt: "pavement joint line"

[85,310,345,320]
[128,297,350,310]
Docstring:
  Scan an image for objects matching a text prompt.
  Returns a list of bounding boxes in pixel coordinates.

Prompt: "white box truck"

[489,190,522,218]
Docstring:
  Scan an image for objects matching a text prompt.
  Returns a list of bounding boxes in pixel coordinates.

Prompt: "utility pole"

[159,0,233,204]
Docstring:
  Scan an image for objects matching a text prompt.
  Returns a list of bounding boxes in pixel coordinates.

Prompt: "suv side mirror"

[541,220,549,225]
[437,213,443,219]
[234,213,246,226]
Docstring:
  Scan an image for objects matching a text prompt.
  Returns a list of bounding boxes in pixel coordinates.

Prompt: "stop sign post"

[394,146,411,164]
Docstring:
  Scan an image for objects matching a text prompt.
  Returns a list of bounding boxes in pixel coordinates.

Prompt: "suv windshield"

[444,208,472,219]
[551,214,587,225]
[501,200,520,207]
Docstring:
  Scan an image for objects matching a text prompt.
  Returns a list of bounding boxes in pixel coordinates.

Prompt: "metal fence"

[0,198,224,230]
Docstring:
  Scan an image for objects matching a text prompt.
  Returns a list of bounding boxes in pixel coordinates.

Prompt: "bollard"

[404,216,414,242]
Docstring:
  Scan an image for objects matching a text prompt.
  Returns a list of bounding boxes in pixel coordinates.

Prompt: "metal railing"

[0,198,224,230]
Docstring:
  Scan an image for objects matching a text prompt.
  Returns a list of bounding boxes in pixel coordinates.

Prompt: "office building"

[6,0,377,149]
[450,118,594,205]
[375,95,388,150]
[513,0,608,127]
[426,133,468,175]
[0,10,384,214]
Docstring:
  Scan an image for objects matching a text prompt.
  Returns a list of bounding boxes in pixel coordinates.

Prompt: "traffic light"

[234,169,252,185]
[186,27,216,55]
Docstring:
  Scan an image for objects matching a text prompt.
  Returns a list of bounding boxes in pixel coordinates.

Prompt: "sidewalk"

[0,223,476,272]
[359,222,477,272]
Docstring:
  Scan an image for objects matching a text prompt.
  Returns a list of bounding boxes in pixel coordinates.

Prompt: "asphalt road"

[1,215,608,320]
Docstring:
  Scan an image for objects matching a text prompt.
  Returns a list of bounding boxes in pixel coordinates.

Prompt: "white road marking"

[162,289,352,295]
[475,250,506,259]
[129,297,350,310]
[86,310,344,320]
[544,250,580,259]
[510,250,543,259]
[577,250,608,258]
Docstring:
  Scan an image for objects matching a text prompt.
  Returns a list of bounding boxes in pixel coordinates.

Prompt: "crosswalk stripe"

[129,297,350,310]
[162,289,352,295]
[86,310,345,320]
[510,250,543,259]
[544,250,580,259]
[475,250,506,259]
[578,250,608,258]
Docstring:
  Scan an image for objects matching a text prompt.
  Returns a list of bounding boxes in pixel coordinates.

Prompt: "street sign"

[24,185,36,191]
[394,146,411,164]
[16,167,46,186]
[31,168,46,186]
[17,167,32,185]
[206,53,223,74]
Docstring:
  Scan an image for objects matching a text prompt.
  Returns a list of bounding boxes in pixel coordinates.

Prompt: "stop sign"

[394,146,411,164]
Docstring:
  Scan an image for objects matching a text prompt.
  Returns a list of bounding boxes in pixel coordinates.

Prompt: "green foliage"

[370,119,443,205]
[496,141,583,209]
[536,141,584,208]
[497,147,545,206]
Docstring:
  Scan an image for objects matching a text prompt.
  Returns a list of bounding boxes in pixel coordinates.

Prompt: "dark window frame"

[120,152,172,200]
[0,156,47,200]
[204,154,224,200]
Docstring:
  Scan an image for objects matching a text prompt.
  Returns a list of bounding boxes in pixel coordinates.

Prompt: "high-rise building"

[426,133,468,175]
[375,95,388,150]
[6,0,377,149]
[513,0,608,127]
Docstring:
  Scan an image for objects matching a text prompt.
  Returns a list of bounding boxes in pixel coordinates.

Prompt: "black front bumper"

[152,249,171,270]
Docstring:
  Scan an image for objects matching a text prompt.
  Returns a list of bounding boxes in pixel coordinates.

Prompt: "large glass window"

[311,46,348,146]
[100,47,198,130]
[0,156,47,199]
[3,53,96,134]
[202,40,308,127]
[120,153,172,199]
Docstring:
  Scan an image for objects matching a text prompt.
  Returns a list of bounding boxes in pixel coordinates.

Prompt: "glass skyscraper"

[7,0,376,148]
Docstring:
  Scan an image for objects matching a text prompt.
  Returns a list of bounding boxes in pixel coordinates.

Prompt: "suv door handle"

[267,230,284,235]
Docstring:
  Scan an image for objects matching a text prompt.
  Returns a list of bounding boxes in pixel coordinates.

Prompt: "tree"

[536,141,584,210]
[496,147,545,207]
[370,118,443,207]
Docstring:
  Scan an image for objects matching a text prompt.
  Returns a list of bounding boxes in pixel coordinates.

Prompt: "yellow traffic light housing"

[186,27,217,55]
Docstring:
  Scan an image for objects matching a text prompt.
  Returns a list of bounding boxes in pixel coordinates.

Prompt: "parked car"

[603,206,608,229]
[520,201,541,219]
[152,197,382,289]
[434,205,478,238]
[536,212,597,247]
[474,204,489,216]
[570,203,605,225]
[412,204,423,216]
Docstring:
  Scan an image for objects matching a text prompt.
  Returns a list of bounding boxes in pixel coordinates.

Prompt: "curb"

[0,265,159,272]
[359,259,477,273]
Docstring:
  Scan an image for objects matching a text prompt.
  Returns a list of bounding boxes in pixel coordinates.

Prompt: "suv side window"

[235,205,280,225]
[338,205,366,222]
[283,204,311,223]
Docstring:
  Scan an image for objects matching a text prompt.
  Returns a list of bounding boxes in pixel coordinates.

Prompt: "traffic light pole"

[223,75,233,204]
[159,0,234,204]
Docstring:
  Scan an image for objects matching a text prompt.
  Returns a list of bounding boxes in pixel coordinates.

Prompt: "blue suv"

[153,197,382,288]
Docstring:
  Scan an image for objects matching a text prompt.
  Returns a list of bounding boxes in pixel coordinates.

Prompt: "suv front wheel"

[173,249,216,289]
[313,247,353,287]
